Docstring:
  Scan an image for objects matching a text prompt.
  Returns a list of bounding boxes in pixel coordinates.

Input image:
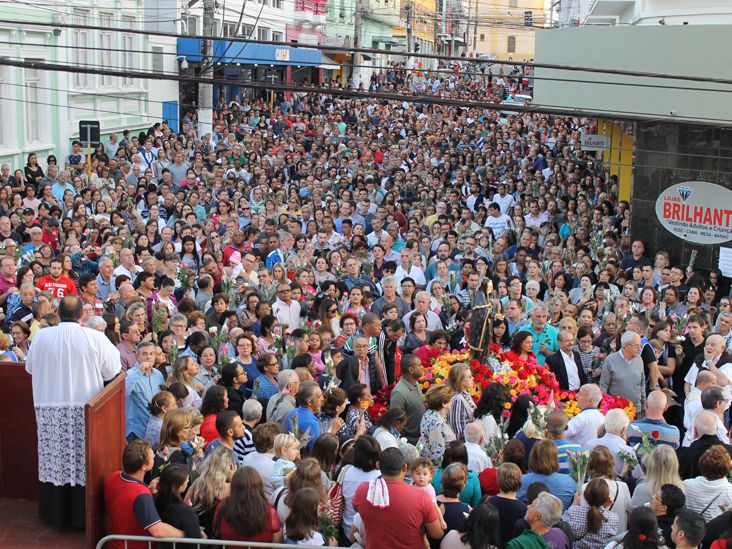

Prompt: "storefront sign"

[655,181,732,244]
[580,134,610,151]
[275,49,290,62]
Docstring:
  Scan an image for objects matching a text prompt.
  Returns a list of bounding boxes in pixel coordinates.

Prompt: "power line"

[8,41,732,97]
[2,56,731,126]
[7,18,732,86]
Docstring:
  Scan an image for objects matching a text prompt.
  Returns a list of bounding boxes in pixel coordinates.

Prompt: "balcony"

[584,0,635,25]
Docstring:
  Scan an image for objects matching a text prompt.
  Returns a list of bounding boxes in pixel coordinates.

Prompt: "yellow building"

[471,0,545,60]
[393,0,438,62]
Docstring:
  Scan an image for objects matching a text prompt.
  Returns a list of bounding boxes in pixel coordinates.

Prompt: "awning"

[320,55,340,70]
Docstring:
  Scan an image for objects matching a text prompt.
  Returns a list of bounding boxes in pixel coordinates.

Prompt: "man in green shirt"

[389,354,426,445]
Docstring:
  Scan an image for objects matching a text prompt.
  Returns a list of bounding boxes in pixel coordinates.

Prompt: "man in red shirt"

[353,447,443,549]
[36,257,78,298]
[104,440,183,549]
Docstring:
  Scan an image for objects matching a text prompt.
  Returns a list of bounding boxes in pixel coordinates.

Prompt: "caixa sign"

[655,181,732,245]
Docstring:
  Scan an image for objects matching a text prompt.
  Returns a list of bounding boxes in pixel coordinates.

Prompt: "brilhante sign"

[655,181,732,245]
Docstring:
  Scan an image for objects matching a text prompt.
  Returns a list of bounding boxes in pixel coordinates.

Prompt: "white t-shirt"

[684,359,732,389]
[484,213,513,238]
[342,467,381,535]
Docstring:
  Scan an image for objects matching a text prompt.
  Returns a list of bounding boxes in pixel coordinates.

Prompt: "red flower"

[651,430,661,440]
[638,535,647,541]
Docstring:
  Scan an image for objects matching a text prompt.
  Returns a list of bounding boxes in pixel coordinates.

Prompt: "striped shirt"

[554,438,583,474]
[562,504,619,549]
[447,391,476,440]
[627,418,680,449]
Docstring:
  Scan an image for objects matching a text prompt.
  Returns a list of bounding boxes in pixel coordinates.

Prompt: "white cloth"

[366,477,390,509]
[373,427,401,450]
[683,387,703,436]
[465,441,492,473]
[566,407,606,447]
[25,322,121,486]
[561,349,581,391]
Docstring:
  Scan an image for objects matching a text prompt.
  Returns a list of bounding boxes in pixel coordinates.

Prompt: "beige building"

[470,0,546,60]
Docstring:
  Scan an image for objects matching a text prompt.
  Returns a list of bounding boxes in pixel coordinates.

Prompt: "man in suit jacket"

[677,410,732,480]
[336,334,381,394]
[546,330,587,391]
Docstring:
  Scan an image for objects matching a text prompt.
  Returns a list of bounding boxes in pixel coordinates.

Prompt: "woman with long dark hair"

[283,487,329,545]
[474,383,511,439]
[439,502,501,549]
[606,506,662,549]
[154,463,202,546]
[213,466,284,543]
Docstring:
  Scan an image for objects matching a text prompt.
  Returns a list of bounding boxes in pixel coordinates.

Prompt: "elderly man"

[265,369,301,429]
[565,383,606,446]
[518,303,559,365]
[677,410,732,480]
[684,334,732,395]
[546,330,586,391]
[125,341,163,442]
[337,334,382,393]
[508,492,566,549]
[403,291,444,332]
[371,276,410,319]
[683,370,717,438]
[627,390,680,449]
[715,312,732,353]
[600,331,646,412]
[587,409,640,477]
[464,421,492,473]
[286,381,327,452]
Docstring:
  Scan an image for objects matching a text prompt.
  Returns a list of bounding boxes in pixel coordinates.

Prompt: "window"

[509,0,518,7]
[223,22,237,37]
[257,27,270,41]
[183,15,197,35]
[272,31,284,42]
[507,35,516,52]
[152,46,164,73]
[24,64,41,144]
[241,24,254,37]
[258,0,269,5]
[480,33,485,41]
[73,9,90,88]
[99,13,113,86]
[122,16,136,85]
[272,0,282,8]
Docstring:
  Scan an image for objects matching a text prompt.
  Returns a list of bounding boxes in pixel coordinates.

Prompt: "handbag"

[327,464,352,527]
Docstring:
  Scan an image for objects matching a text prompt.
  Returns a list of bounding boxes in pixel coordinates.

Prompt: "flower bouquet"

[568,450,590,492]
[177,267,195,294]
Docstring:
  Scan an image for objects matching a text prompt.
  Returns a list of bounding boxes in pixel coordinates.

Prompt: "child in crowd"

[410,456,448,539]
[307,331,325,374]
[144,390,176,450]
[270,433,301,490]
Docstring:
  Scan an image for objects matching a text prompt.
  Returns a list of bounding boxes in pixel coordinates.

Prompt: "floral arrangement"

[489,350,560,406]
[417,349,471,392]
[558,390,636,420]
[177,267,195,293]
[367,382,395,421]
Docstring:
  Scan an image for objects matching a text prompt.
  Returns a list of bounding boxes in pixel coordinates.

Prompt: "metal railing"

[97,535,347,549]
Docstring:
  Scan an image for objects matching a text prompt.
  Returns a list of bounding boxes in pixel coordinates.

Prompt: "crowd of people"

[11,65,732,549]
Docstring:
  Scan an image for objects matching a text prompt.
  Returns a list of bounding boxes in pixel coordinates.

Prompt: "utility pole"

[199,0,215,136]
[406,0,413,68]
[353,0,363,88]
[472,0,478,55]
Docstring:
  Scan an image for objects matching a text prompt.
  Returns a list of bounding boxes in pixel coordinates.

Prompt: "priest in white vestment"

[25,296,122,528]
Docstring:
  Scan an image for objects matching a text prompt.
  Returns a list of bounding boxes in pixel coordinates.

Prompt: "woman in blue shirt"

[518,439,577,510]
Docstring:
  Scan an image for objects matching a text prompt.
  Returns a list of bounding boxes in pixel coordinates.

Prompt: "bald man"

[677,410,732,480]
[684,334,732,394]
[627,390,680,449]
[683,370,717,438]
[565,383,606,446]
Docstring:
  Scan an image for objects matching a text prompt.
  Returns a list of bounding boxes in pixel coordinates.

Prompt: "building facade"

[471,0,545,60]
[558,0,732,27]
[0,0,175,170]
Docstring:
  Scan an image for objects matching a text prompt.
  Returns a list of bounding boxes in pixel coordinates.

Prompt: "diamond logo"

[678,186,693,201]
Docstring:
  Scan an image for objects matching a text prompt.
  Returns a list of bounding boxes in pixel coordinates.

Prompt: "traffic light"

[524,10,533,26]
[415,42,421,52]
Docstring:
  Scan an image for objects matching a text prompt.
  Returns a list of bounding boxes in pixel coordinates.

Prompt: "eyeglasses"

[328,308,338,313]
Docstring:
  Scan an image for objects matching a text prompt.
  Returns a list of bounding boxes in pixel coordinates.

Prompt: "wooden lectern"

[0,362,125,549]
